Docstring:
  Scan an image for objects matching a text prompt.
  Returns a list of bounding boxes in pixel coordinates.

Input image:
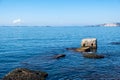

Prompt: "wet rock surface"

[66,48,76,51]
[110,42,120,45]
[66,47,104,59]
[82,52,104,59]
[66,47,91,52]
[53,54,66,59]
[3,68,48,80]
[75,47,91,52]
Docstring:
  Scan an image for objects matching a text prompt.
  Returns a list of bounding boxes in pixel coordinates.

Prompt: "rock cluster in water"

[67,38,104,59]
[3,68,48,80]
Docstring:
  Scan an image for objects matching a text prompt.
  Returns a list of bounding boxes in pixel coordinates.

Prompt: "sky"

[0,0,120,26]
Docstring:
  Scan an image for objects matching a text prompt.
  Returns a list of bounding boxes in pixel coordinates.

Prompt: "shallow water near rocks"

[0,26,120,80]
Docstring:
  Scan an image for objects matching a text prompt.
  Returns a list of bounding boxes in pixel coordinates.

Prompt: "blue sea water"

[0,26,120,80]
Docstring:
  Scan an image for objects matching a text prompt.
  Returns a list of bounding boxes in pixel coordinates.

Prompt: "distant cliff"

[98,23,120,27]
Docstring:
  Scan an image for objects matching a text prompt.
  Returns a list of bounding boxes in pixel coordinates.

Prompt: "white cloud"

[13,19,21,24]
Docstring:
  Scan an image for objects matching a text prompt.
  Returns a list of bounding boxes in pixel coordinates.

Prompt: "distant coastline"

[0,22,120,27]
[90,22,120,27]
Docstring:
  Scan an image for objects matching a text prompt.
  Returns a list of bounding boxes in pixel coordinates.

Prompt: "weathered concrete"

[53,54,66,59]
[81,38,97,49]
[3,68,48,80]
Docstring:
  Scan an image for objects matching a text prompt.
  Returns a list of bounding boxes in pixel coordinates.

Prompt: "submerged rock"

[53,54,66,59]
[110,42,120,45]
[66,48,76,51]
[82,53,104,59]
[66,38,104,59]
[66,47,91,52]
[3,68,48,80]
[75,47,91,52]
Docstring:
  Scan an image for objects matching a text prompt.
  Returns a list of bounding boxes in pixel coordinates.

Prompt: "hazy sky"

[0,0,120,26]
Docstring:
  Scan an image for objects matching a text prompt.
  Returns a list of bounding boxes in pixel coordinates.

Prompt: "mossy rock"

[83,53,104,59]
[3,68,48,80]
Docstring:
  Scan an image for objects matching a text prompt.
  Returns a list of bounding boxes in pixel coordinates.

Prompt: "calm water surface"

[0,26,120,80]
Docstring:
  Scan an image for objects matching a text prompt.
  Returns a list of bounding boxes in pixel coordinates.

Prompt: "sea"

[0,26,120,80]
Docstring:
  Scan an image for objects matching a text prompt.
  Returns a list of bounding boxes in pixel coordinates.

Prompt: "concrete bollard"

[66,38,97,52]
[81,38,97,49]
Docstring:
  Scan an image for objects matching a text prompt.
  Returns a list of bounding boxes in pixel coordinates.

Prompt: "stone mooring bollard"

[81,38,97,49]
[66,38,97,52]
[66,38,104,59]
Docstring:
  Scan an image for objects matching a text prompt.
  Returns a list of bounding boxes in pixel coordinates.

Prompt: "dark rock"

[3,68,48,80]
[82,53,104,59]
[75,47,91,52]
[66,47,91,52]
[53,54,66,59]
[110,42,120,45]
[66,48,76,51]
